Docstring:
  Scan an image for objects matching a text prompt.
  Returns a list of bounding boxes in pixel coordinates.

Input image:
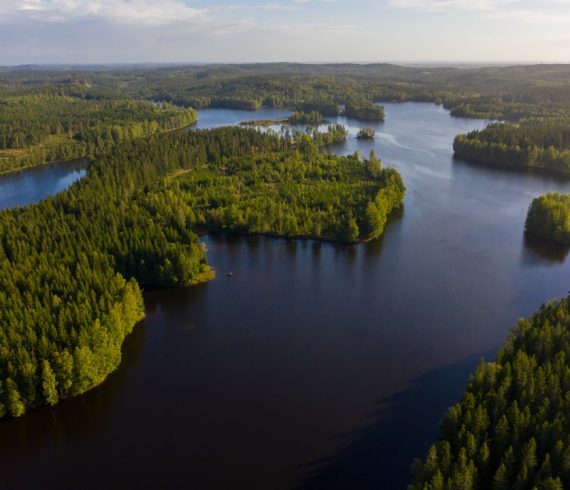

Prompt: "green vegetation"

[154,139,404,243]
[454,123,570,174]
[4,63,570,122]
[0,95,197,174]
[0,126,403,417]
[307,124,348,147]
[344,103,385,122]
[526,193,570,245]
[410,295,570,490]
[288,110,325,125]
[357,128,376,140]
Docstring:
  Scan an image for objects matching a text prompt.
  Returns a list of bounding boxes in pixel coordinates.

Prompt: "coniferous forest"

[454,123,570,175]
[410,296,570,490]
[0,95,197,174]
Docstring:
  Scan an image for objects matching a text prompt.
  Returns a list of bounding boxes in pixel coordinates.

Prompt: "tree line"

[0,94,197,174]
[410,295,570,490]
[454,123,570,175]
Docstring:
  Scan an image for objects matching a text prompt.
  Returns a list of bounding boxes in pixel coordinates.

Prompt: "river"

[1,103,570,489]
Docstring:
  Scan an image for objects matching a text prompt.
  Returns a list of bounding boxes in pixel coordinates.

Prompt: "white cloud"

[388,0,570,23]
[0,0,569,63]
[388,0,515,12]
[255,2,299,10]
[0,0,207,26]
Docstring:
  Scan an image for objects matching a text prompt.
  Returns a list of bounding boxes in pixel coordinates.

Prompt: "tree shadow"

[452,155,570,183]
[522,232,570,265]
[295,350,496,490]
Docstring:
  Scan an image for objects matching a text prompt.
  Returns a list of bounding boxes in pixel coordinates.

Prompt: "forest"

[0,125,403,418]
[526,193,570,245]
[454,123,570,174]
[0,95,197,174]
[151,145,403,242]
[288,111,325,126]
[410,295,570,490]
[4,63,570,121]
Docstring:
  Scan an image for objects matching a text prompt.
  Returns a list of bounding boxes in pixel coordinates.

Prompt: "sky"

[0,0,570,65]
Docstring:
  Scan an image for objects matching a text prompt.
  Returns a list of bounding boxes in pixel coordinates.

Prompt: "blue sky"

[1,0,569,64]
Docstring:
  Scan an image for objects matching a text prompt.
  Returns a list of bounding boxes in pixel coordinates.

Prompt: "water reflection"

[453,155,570,184]
[0,321,146,489]
[522,233,570,264]
[296,351,495,490]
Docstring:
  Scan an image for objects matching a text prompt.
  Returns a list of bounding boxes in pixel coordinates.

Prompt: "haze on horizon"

[0,0,569,65]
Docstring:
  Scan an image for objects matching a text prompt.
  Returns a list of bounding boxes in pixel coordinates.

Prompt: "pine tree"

[41,360,59,406]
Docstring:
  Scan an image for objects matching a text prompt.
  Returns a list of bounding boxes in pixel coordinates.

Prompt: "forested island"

[526,193,570,245]
[160,141,402,242]
[454,123,570,175]
[0,124,404,417]
[288,110,326,126]
[410,295,570,490]
[357,128,376,140]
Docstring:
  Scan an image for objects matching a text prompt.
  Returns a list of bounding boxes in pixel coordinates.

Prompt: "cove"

[1,103,570,489]
[0,159,88,211]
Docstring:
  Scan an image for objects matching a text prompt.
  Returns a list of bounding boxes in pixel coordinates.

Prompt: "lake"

[1,103,570,489]
[0,159,88,211]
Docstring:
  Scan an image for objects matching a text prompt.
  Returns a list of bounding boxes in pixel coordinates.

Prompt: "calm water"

[0,159,87,211]
[2,104,570,489]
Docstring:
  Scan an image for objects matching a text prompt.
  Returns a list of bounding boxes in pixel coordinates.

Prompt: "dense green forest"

[4,63,570,121]
[0,95,197,174]
[526,193,570,245]
[344,103,385,121]
[288,110,325,126]
[454,123,570,174]
[410,295,570,490]
[150,143,403,242]
[0,126,403,417]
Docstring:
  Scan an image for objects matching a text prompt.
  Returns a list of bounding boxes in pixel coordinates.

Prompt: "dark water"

[2,104,570,490]
[0,159,87,211]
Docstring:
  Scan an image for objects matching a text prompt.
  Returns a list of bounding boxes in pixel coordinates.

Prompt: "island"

[344,103,385,122]
[454,123,570,175]
[357,128,376,140]
[239,111,327,128]
[288,110,326,126]
[525,192,570,244]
